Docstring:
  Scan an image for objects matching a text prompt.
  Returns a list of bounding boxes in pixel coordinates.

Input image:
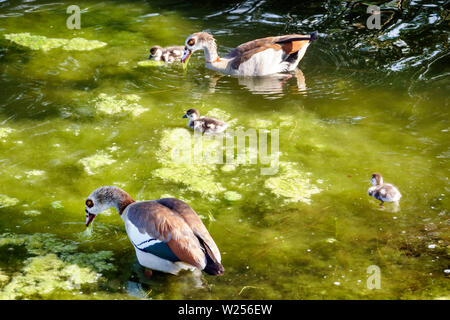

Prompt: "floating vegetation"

[50,201,64,210]
[4,33,67,51]
[206,108,231,121]
[0,127,14,140]
[93,93,147,117]
[79,151,116,175]
[0,194,19,208]
[0,270,8,286]
[0,254,98,299]
[25,170,45,178]
[153,128,225,195]
[249,119,273,128]
[224,191,242,201]
[4,33,106,52]
[0,233,115,299]
[221,164,236,172]
[206,108,237,126]
[77,225,93,241]
[61,37,107,51]
[264,162,322,204]
[24,210,41,216]
[137,60,165,67]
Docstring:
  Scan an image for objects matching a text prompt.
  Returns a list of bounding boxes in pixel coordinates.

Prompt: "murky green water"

[0,0,448,299]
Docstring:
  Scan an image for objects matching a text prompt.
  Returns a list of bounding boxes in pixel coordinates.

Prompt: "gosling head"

[149,46,163,60]
[84,186,134,227]
[371,173,383,186]
[182,108,200,121]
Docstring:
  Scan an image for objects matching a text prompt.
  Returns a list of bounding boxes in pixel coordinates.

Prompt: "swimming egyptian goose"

[182,108,229,134]
[149,45,184,63]
[181,31,317,76]
[367,173,402,208]
[84,186,224,276]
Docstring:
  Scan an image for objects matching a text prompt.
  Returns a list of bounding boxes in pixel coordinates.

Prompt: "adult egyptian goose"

[149,45,184,63]
[181,31,317,76]
[84,186,224,276]
[367,173,402,208]
[182,108,229,134]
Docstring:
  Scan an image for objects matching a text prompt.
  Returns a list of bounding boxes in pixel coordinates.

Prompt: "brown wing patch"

[157,198,222,263]
[167,238,205,269]
[226,34,312,70]
[231,44,282,70]
[127,201,207,269]
[281,40,309,54]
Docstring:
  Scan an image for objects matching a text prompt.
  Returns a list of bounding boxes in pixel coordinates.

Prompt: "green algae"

[50,201,64,210]
[0,127,14,140]
[221,164,236,172]
[5,33,68,51]
[4,33,106,52]
[0,194,19,208]
[62,38,107,51]
[65,251,115,273]
[79,151,116,175]
[0,254,98,300]
[153,128,225,196]
[249,119,273,128]
[137,60,165,67]
[24,170,45,178]
[23,210,41,216]
[0,233,115,299]
[94,93,147,117]
[224,191,242,201]
[264,162,322,204]
[0,270,8,286]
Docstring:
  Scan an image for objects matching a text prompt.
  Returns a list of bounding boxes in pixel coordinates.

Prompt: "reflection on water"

[208,69,306,98]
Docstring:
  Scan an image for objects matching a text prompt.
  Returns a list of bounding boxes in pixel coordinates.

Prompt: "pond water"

[0,0,448,299]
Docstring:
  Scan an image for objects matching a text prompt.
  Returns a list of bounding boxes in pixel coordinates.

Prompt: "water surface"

[0,0,448,299]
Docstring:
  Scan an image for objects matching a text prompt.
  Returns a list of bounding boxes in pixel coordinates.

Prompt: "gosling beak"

[182,114,188,118]
[181,49,192,64]
[148,54,153,60]
[85,213,96,227]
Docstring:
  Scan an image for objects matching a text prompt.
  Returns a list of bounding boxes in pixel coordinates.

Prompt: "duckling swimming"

[149,45,184,63]
[367,173,402,208]
[182,108,229,134]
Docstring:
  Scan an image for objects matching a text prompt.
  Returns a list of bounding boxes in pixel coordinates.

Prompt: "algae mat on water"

[4,33,107,51]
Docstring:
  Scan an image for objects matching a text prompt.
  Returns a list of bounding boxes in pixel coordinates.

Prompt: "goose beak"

[182,114,188,118]
[85,213,96,227]
[181,49,192,64]
[310,31,318,42]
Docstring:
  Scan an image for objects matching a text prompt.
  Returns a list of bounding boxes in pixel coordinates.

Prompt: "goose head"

[84,186,134,227]
[181,32,216,63]
[182,108,200,121]
[371,173,383,186]
[149,46,163,60]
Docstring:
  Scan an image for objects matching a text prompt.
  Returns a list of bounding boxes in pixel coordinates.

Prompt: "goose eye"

[86,199,94,208]
[188,38,195,46]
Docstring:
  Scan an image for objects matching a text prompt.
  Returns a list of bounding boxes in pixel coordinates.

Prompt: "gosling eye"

[86,199,94,208]
[187,38,195,46]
